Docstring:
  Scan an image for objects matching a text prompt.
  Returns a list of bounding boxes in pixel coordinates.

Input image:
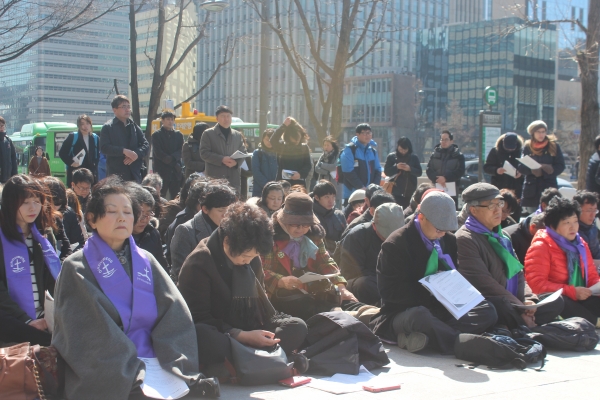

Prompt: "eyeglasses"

[473,200,505,211]
[118,105,132,110]
[139,211,155,221]
[288,224,311,229]
[74,185,91,193]
[581,208,598,215]
[440,138,451,142]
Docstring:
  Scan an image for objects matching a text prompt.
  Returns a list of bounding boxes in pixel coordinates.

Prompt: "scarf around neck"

[414,216,456,276]
[0,224,61,319]
[464,216,523,296]
[280,223,318,269]
[545,227,588,287]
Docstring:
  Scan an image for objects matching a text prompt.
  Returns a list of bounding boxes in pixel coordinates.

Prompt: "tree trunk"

[129,0,141,126]
[145,0,167,144]
[577,0,600,189]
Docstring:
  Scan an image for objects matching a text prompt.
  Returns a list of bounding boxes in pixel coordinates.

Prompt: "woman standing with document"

[59,114,100,186]
[517,120,565,213]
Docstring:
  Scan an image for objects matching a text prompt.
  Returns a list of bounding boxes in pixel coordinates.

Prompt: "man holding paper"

[200,105,247,194]
[371,191,497,355]
[483,132,523,199]
[456,183,563,330]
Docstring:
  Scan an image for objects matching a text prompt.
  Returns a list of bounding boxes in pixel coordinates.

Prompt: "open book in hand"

[230,150,251,159]
[512,289,562,310]
[419,270,484,320]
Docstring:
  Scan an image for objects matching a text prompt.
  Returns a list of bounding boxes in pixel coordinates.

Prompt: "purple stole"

[84,234,158,358]
[0,225,61,319]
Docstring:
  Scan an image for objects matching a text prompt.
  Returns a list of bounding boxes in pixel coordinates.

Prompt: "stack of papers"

[139,358,189,399]
[44,291,55,334]
[73,149,85,165]
[230,150,251,159]
[307,366,400,395]
[589,281,600,296]
[419,270,484,319]
[516,155,541,170]
[435,182,456,197]
[512,289,562,309]
[299,272,340,284]
[282,170,296,179]
[503,160,518,178]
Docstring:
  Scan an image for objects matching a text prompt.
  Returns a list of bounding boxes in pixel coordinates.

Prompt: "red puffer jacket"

[524,229,600,300]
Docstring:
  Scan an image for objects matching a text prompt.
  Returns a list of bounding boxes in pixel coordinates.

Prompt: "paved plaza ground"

[187,333,600,400]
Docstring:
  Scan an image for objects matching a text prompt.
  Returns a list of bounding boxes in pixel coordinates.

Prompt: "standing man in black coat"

[0,116,18,184]
[152,111,184,199]
[426,130,465,206]
[99,95,149,183]
[586,135,600,195]
[59,114,100,186]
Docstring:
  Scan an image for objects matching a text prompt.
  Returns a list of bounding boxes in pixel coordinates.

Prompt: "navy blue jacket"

[251,146,278,197]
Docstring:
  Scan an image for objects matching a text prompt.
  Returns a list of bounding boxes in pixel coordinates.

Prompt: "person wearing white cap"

[371,191,497,354]
[339,203,405,305]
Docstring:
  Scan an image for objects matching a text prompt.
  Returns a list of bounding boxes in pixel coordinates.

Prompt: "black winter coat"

[134,224,168,272]
[370,219,457,342]
[586,152,600,195]
[152,127,184,182]
[339,222,383,280]
[270,125,312,182]
[99,117,149,183]
[62,207,85,249]
[426,144,465,184]
[59,131,100,186]
[517,140,565,207]
[383,152,421,202]
[313,201,347,253]
[483,135,524,198]
[0,134,18,184]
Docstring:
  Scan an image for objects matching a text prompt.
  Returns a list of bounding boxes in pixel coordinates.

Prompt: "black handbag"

[228,335,293,386]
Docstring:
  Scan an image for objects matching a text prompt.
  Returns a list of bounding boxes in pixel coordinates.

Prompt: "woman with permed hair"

[270,117,313,187]
[525,197,600,326]
[178,202,308,379]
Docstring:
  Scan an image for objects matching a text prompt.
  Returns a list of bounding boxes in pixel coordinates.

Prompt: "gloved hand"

[531,168,543,177]
[540,164,554,175]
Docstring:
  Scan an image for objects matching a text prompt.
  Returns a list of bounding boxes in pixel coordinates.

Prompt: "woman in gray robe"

[52,177,219,399]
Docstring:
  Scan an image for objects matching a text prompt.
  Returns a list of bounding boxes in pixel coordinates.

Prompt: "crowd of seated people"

[3,124,600,399]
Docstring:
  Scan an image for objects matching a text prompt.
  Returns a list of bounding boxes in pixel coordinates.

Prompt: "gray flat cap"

[373,203,404,240]
[420,191,458,231]
[462,183,502,203]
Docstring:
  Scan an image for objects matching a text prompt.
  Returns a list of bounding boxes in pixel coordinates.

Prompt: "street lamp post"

[418,88,438,150]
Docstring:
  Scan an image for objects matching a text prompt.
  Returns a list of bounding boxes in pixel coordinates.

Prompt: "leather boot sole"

[397,332,429,353]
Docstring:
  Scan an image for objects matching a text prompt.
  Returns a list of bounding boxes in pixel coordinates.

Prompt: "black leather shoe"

[192,377,220,398]
[291,353,309,374]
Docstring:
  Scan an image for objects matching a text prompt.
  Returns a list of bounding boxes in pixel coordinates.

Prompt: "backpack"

[300,311,389,376]
[336,143,356,185]
[454,333,546,370]
[69,131,99,163]
[528,317,599,351]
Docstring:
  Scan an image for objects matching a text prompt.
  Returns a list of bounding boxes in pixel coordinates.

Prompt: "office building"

[417,17,557,141]
[0,12,129,133]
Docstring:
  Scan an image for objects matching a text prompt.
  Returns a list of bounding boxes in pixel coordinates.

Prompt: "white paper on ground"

[435,182,456,197]
[517,155,542,170]
[44,291,54,334]
[589,281,600,296]
[419,270,484,320]
[307,365,374,394]
[230,150,251,159]
[73,148,85,164]
[282,169,296,179]
[512,289,563,309]
[298,272,340,284]
[139,358,189,399]
[503,161,517,178]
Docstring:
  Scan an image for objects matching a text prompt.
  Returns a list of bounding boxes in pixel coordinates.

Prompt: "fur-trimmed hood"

[272,212,326,242]
[495,133,523,153]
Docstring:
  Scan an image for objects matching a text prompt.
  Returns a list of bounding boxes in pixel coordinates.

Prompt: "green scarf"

[570,261,586,287]
[424,249,451,277]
